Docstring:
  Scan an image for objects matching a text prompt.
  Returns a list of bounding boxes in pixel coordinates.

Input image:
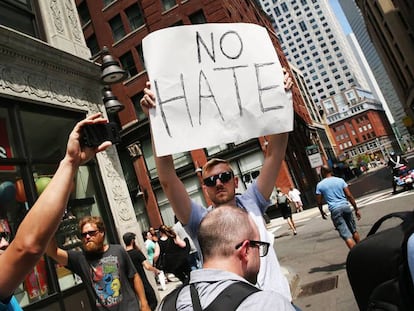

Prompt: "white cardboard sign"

[142,23,293,156]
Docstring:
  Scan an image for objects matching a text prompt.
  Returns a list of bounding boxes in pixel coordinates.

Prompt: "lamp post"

[94,46,127,114]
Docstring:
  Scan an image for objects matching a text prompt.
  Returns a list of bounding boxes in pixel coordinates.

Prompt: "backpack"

[161,281,260,311]
[346,211,414,311]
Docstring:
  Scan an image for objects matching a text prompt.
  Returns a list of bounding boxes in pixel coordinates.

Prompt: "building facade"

[338,0,410,149]
[355,0,414,126]
[258,0,371,107]
[321,87,395,162]
[76,0,322,227]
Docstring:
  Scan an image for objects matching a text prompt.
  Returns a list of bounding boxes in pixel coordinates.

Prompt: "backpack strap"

[190,284,203,311]
[162,281,260,311]
[204,281,260,311]
[367,211,414,237]
[161,284,186,311]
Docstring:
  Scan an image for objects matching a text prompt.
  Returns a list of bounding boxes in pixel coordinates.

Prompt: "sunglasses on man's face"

[81,230,100,238]
[203,171,234,187]
[0,232,11,243]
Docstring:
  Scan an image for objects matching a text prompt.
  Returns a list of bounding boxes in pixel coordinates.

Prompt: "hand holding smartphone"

[81,122,121,147]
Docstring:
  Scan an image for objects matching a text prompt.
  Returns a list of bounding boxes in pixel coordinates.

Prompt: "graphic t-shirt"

[67,245,139,311]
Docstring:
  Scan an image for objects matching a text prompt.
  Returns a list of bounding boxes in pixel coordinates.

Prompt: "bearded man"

[46,216,150,311]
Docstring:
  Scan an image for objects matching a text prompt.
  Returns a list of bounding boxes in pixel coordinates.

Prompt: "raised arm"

[141,83,192,224]
[256,69,293,200]
[0,113,111,300]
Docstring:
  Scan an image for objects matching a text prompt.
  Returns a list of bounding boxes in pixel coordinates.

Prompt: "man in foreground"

[47,216,150,311]
[157,205,295,310]
[0,113,111,310]
[140,70,294,301]
[316,166,361,249]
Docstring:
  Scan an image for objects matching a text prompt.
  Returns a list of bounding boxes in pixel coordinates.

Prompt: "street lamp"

[93,46,127,114]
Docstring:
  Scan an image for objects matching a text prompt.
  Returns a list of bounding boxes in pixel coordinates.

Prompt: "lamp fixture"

[100,46,128,84]
[102,86,125,114]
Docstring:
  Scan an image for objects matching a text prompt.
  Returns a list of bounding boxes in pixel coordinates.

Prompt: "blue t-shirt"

[0,296,22,311]
[315,176,349,211]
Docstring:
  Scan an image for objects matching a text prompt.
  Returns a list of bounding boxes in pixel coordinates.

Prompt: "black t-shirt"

[67,245,139,311]
[126,248,158,310]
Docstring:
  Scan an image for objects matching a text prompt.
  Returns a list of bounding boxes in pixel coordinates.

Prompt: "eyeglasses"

[235,240,270,257]
[203,171,234,187]
[81,230,100,238]
[0,232,11,243]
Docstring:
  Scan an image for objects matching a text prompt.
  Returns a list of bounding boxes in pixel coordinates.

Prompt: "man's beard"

[83,240,104,255]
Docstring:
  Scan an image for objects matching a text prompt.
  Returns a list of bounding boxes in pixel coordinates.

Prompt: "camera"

[81,122,121,147]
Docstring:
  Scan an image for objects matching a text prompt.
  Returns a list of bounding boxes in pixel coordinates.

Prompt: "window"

[161,0,176,11]
[0,104,112,307]
[119,51,138,78]
[299,21,307,31]
[125,4,144,31]
[281,2,288,12]
[274,7,281,16]
[0,0,39,38]
[86,35,99,56]
[109,14,125,42]
[189,10,206,24]
[77,1,91,26]
[103,0,114,7]
[136,44,145,70]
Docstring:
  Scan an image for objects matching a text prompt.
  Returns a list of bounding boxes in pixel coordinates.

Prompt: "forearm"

[152,137,192,224]
[133,274,149,309]
[256,133,288,199]
[19,158,77,250]
[0,158,76,298]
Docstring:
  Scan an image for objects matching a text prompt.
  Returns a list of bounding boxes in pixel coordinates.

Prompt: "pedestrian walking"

[288,186,303,212]
[316,166,361,249]
[123,232,159,310]
[277,188,297,235]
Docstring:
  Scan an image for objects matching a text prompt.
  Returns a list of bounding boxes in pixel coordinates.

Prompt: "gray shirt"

[157,269,294,310]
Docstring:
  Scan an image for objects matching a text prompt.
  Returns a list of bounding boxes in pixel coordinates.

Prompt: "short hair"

[198,205,256,259]
[202,158,234,175]
[78,216,106,233]
[123,232,136,245]
[320,166,332,178]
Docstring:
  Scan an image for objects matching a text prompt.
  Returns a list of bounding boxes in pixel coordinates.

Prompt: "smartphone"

[81,122,121,147]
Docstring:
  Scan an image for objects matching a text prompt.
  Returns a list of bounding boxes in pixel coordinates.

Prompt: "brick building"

[76,0,321,228]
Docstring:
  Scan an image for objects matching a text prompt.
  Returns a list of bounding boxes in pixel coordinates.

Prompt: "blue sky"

[329,0,352,35]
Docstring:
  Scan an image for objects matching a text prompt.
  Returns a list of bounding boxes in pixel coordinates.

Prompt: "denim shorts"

[330,205,357,240]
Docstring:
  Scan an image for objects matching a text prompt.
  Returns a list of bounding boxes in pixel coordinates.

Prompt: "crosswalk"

[268,188,414,236]
[355,188,414,207]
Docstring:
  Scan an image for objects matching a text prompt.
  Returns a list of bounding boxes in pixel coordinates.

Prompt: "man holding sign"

[140,23,294,302]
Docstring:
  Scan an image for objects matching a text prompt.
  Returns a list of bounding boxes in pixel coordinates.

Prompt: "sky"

[329,0,352,35]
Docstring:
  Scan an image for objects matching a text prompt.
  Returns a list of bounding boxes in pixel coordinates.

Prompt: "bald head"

[198,205,257,260]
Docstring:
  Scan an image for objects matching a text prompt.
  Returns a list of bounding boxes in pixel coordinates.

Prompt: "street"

[271,164,414,311]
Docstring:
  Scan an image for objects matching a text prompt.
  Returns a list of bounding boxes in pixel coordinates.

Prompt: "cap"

[122,232,136,245]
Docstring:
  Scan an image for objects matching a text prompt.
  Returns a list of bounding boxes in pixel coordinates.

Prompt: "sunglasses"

[235,240,270,257]
[81,230,100,238]
[0,232,11,243]
[203,171,234,187]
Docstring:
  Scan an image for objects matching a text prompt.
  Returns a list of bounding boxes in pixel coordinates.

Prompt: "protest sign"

[143,23,293,156]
